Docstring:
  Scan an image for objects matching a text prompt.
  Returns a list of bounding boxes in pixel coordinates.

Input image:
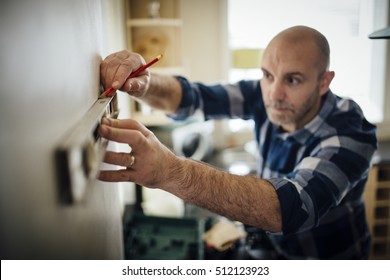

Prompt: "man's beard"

[265,88,320,129]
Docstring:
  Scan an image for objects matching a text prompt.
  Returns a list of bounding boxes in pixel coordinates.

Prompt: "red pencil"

[103,54,163,96]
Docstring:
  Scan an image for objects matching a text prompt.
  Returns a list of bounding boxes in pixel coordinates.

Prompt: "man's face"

[260,39,331,132]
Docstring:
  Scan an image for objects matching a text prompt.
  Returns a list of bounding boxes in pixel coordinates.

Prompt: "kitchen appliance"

[173,121,214,161]
[152,121,214,161]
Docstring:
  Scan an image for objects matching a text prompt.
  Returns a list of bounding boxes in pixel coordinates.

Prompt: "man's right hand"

[100,50,150,98]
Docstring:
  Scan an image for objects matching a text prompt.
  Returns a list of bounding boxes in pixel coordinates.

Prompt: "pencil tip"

[157,54,163,60]
[103,88,114,96]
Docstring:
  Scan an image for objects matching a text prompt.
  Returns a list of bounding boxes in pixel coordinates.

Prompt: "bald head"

[265,26,330,73]
[260,26,335,131]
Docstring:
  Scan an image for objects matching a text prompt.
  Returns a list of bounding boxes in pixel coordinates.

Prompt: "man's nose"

[269,81,286,101]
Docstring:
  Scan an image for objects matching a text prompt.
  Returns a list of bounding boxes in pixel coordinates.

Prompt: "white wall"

[371,2,390,141]
[376,39,390,141]
[0,0,125,259]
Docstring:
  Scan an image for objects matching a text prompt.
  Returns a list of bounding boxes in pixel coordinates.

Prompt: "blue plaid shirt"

[172,77,377,259]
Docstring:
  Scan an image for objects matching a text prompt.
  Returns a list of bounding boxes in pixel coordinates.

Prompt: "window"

[228,0,388,124]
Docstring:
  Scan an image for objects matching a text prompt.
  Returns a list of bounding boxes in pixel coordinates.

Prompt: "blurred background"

[0,0,389,259]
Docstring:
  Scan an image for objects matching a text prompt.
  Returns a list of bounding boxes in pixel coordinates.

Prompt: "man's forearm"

[139,73,182,114]
[163,157,282,233]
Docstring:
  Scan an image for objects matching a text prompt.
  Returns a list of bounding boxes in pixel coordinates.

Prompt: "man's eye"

[263,72,272,79]
[287,76,300,85]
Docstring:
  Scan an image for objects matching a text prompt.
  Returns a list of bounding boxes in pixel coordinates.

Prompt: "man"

[99,26,377,259]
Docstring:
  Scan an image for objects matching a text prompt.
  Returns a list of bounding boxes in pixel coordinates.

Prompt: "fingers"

[100,52,123,89]
[100,50,148,93]
[114,55,145,88]
[103,151,135,168]
[122,73,150,95]
[98,117,168,186]
[99,169,135,182]
[101,118,152,138]
[99,124,145,148]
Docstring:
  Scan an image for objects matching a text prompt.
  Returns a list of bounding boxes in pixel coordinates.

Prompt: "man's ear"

[320,71,335,96]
